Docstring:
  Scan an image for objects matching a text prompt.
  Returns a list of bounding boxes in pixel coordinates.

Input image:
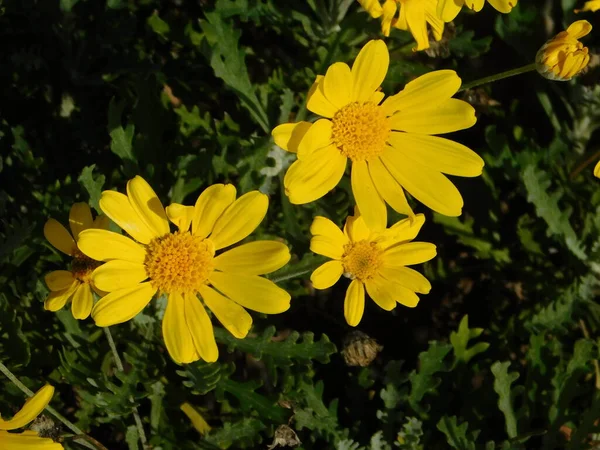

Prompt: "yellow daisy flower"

[575,0,600,12]
[357,0,444,50]
[438,0,517,23]
[310,212,436,326]
[272,40,483,231]
[535,20,592,81]
[0,384,63,449]
[43,202,109,320]
[77,176,291,364]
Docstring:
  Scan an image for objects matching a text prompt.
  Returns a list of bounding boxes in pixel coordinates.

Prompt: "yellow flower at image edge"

[437,0,517,23]
[77,176,291,364]
[43,202,109,320]
[273,40,483,231]
[310,213,436,327]
[575,0,600,13]
[357,0,443,50]
[0,384,63,449]
[536,20,592,81]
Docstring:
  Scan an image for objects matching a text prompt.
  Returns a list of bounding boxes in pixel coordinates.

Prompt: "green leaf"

[147,12,170,39]
[450,315,490,364]
[125,425,139,450]
[491,361,520,439]
[203,418,265,449]
[436,416,478,450]
[78,165,106,214]
[408,342,452,412]
[449,28,492,58]
[200,12,270,133]
[522,164,586,260]
[107,98,136,162]
[216,378,288,423]
[214,325,337,366]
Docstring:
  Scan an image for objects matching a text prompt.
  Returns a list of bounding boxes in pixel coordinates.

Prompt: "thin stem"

[270,267,315,284]
[103,327,149,449]
[579,319,600,390]
[569,148,600,180]
[459,63,537,92]
[0,361,101,450]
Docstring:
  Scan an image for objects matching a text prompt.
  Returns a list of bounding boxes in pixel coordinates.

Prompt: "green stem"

[270,267,315,284]
[0,360,101,450]
[459,63,537,92]
[103,327,149,450]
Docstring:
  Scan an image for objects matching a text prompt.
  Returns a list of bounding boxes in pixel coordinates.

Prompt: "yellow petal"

[183,292,219,363]
[323,62,353,110]
[310,236,344,259]
[163,292,199,364]
[364,276,397,311]
[210,191,268,250]
[358,0,384,17]
[284,144,347,204]
[567,19,593,39]
[0,430,64,449]
[388,133,483,177]
[199,285,252,339]
[405,3,429,50]
[91,282,156,327]
[77,229,146,263]
[99,191,156,244]
[310,216,349,258]
[209,272,290,314]
[487,0,517,13]
[214,241,290,275]
[381,148,464,216]
[192,184,237,239]
[344,214,371,242]
[71,284,93,320]
[166,203,195,232]
[44,281,78,312]
[351,160,387,231]
[92,260,148,292]
[69,202,93,239]
[297,119,333,160]
[92,215,110,230]
[44,219,75,255]
[310,261,343,289]
[575,0,600,12]
[381,213,426,246]
[344,280,365,327]
[379,266,431,293]
[351,40,389,102]
[45,270,75,292]
[438,0,463,21]
[381,0,398,36]
[307,76,339,118]
[368,157,414,217]
[0,385,54,430]
[272,122,312,153]
[381,70,461,116]
[389,99,476,135]
[594,160,600,178]
[126,176,170,237]
[464,0,484,11]
[393,284,420,307]
[383,242,437,266]
[180,403,211,436]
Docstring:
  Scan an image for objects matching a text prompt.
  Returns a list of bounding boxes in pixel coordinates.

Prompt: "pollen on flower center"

[144,232,215,294]
[331,102,390,162]
[71,249,101,283]
[342,240,384,281]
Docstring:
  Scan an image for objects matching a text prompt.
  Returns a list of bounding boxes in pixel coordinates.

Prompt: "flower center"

[71,249,101,283]
[342,240,383,281]
[144,232,215,294]
[331,102,390,162]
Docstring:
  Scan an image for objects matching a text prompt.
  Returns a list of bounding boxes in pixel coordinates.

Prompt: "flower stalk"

[459,63,537,92]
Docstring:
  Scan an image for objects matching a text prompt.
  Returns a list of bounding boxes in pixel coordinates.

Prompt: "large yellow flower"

[43,203,109,320]
[0,384,63,449]
[310,212,435,326]
[535,20,592,81]
[357,0,443,50]
[77,176,291,364]
[273,40,483,231]
[438,0,517,23]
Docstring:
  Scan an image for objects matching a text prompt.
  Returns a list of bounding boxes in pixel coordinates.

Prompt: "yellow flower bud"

[535,20,592,81]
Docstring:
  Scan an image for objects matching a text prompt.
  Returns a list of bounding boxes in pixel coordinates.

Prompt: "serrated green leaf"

[436,416,478,450]
[450,315,490,364]
[408,342,452,412]
[147,12,169,38]
[107,98,136,162]
[217,378,287,423]
[203,418,265,449]
[491,361,520,439]
[78,165,105,214]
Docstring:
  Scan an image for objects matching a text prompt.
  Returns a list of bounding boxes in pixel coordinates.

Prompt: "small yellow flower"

[536,20,592,81]
[438,0,517,23]
[43,203,109,320]
[0,384,63,449]
[77,176,291,364]
[273,40,483,231]
[575,0,600,13]
[357,0,444,50]
[181,403,211,435]
[310,212,436,326]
